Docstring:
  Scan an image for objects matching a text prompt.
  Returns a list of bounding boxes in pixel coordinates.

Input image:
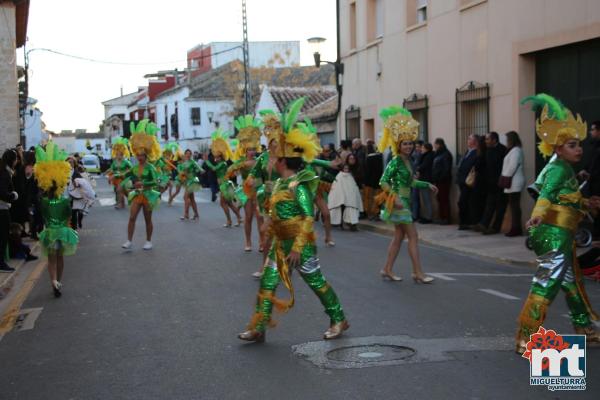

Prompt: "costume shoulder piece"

[377,106,419,156]
[521,93,586,158]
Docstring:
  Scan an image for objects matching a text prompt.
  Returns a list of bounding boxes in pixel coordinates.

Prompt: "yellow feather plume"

[34,160,72,194]
[284,128,322,163]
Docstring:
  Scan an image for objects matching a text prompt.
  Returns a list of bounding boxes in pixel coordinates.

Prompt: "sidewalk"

[358,220,535,266]
[0,241,40,301]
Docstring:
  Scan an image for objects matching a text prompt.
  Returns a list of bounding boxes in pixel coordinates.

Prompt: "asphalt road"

[0,177,598,400]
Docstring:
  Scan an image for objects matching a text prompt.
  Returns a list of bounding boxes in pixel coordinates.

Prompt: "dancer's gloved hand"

[287,251,300,268]
[526,216,543,229]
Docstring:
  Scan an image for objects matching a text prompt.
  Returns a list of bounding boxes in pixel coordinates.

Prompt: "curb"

[358,222,536,268]
[0,241,41,301]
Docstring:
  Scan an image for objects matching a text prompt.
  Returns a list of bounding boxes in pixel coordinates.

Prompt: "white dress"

[328,171,364,225]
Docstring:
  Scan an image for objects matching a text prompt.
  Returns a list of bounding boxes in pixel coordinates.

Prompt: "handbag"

[498,161,521,189]
[465,167,476,188]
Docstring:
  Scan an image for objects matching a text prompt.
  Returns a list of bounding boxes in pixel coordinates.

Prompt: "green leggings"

[518,278,591,339]
[251,262,345,332]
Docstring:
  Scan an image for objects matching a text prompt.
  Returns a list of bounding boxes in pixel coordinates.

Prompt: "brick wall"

[0,3,20,151]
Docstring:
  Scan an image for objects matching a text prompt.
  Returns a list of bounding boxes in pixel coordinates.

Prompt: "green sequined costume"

[246,169,346,333]
[176,159,202,193]
[248,152,280,215]
[205,159,237,202]
[154,157,176,189]
[121,163,161,210]
[516,158,598,341]
[106,159,132,185]
[227,156,255,206]
[379,156,431,224]
[39,197,79,256]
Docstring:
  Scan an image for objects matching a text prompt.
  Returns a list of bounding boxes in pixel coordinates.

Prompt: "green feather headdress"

[273,98,321,162]
[378,106,419,155]
[259,109,282,144]
[111,137,130,158]
[521,93,586,158]
[33,141,71,194]
[129,119,161,161]
[210,128,234,161]
[233,114,262,157]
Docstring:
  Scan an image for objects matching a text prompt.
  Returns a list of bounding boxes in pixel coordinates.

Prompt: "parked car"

[81,154,101,174]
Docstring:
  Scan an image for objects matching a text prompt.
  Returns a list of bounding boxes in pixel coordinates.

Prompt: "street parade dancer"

[34,141,79,298]
[309,144,340,247]
[121,119,161,251]
[229,114,263,252]
[174,149,202,221]
[156,142,180,199]
[376,106,438,283]
[245,109,282,277]
[238,98,348,343]
[515,94,600,353]
[105,137,132,209]
[204,129,242,228]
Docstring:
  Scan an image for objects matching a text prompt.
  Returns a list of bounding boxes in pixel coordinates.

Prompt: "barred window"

[191,107,201,126]
[345,106,360,140]
[455,81,490,158]
[403,93,428,142]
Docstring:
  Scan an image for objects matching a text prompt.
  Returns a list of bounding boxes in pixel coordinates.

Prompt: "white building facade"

[23,97,47,148]
[153,85,234,152]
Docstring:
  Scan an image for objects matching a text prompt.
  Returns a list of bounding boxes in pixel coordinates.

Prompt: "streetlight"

[306,36,344,116]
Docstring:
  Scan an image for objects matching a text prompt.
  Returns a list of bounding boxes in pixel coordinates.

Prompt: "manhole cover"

[326,344,415,363]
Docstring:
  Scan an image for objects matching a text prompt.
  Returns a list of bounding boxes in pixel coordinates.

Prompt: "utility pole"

[242,0,251,115]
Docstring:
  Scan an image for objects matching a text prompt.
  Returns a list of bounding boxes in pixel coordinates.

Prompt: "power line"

[26,45,244,67]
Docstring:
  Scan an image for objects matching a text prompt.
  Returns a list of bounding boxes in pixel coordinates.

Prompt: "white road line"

[477,289,520,300]
[98,198,115,206]
[427,273,456,281]
[429,273,531,278]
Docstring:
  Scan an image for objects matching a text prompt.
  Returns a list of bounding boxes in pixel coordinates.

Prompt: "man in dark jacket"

[579,121,600,237]
[364,140,383,220]
[456,134,479,229]
[416,142,434,223]
[432,138,453,224]
[0,149,19,272]
[474,131,507,234]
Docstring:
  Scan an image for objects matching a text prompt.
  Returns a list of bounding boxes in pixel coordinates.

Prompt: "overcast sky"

[20,0,337,132]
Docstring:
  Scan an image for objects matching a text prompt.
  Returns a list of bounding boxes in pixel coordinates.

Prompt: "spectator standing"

[351,139,367,218]
[474,131,507,234]
[10,146,27,231]
[456,134,479,229]
[0,149,19,272]
[579,121,600,237]
[364,141,384,220]
[339,140,352,162]
[410,140,424,221]
[501,131,525,236]
[432,138,453,224]
[469,135,487,225]
[416,143,434,223]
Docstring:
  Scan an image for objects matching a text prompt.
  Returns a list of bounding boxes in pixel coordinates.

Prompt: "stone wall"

[0,3,20,151]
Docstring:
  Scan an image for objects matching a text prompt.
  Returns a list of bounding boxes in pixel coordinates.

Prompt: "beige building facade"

[0,0,29,151]
[339,0,600,219]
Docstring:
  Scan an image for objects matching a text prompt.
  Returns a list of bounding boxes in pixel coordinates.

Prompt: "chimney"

[120,85,123,96]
